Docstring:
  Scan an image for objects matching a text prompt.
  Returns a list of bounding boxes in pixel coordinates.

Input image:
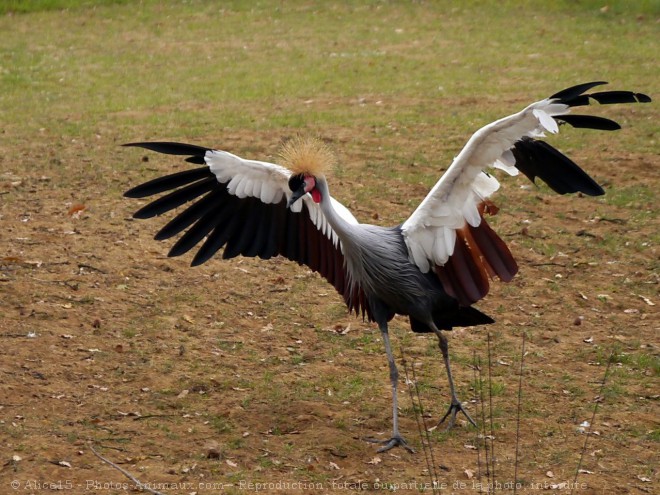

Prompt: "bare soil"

[1,125,657,495]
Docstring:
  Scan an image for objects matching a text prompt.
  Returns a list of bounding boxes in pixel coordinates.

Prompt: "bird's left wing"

[401,82,650,306]
[124,142,371,319]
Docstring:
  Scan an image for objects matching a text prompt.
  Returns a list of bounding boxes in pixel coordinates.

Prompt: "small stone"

[205,441,221,459]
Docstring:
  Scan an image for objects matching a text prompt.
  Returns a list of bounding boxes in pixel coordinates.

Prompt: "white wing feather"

[402,98,569,272]
[204,149,357,249]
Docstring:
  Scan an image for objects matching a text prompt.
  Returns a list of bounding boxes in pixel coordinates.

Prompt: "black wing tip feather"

[124,142,213,198]
[556,114,621,131]
[549,82,651,132]
[512,137,605,197]
[549,81,609,101]
[124,167,214,200]
[124,187,145,199]
[550,81,652,107]
[514,81,651,196]
[123,141,212,156]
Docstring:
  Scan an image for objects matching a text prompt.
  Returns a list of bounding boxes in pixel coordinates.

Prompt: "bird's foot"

[437,400,477,430]
[363,434,415,453]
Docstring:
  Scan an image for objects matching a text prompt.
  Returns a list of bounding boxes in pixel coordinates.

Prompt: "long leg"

[432,326,477,430]
[364,322,415,453]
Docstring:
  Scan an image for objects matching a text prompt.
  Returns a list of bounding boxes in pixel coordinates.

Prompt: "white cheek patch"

[304,176,317,193]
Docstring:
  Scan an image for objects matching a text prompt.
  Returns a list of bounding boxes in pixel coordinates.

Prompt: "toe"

[364,435,415,453]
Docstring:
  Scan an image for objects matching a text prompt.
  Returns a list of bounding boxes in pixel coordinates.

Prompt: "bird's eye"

[288,174,305,192]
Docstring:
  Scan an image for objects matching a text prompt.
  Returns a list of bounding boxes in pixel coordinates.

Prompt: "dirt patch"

[1,124,657,495]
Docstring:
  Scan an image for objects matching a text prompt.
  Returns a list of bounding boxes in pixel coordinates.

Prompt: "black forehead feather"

[288,174,305,192]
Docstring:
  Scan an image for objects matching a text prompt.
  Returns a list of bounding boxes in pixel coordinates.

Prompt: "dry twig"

[88,443,168,495]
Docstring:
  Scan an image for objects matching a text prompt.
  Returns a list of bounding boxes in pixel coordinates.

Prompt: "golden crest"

[279,135,334,176]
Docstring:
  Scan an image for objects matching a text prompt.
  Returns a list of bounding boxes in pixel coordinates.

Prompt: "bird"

[124,81,650,453]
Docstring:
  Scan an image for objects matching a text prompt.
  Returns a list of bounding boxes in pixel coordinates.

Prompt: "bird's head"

[287,173,320,207]
[281,136,334,209]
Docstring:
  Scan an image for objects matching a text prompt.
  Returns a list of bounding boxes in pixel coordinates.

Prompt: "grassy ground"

[1,1,658,494]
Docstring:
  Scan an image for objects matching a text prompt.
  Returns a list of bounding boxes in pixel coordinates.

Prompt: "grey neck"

[315,176,359,242]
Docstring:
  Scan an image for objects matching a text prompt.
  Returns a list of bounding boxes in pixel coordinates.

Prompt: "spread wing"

[402,82,651,306]
[124,142,371,319]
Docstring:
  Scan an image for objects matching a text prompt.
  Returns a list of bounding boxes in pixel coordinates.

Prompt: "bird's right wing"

[124,142,371,319]
[401,82,651,306]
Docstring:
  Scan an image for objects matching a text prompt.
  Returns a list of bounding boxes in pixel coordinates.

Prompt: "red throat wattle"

[304,175,322,203]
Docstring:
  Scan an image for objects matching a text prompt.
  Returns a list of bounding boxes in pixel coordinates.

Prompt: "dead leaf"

[177,389,189,399]
[58,460,72,468]
[637,475,651,482]
[546,471,555,478]
[465,469,475,479]
[329,462,340,470]
[463,444,477,450]
[182,314,195,324]
[636,294,655,306]
[583,336,594,344]
[226,459,238,468]
[67,203,86,217]
[367,456,382,465]
[327,323,351,335]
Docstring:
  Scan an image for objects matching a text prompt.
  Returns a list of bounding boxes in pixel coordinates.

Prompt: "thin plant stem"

[513,332,526,495]
[571,352,614,495]
[401,348,439,494]
[487,332,496,483]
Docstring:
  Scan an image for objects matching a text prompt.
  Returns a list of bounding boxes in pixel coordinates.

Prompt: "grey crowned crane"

[124,82,650,452]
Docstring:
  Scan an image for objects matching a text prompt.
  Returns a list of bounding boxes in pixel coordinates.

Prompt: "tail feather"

[410,306,495,333]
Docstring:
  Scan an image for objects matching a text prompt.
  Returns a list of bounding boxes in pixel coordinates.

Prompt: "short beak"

[287,185,307,209]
